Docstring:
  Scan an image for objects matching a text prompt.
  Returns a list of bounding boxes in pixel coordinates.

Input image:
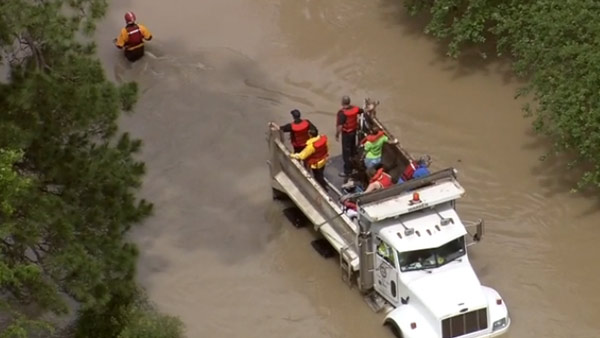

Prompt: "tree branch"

[17,30,50,71]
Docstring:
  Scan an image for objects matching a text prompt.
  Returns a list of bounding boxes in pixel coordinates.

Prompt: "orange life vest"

[401,161,418,181]
[306,135,329,166]
[125,24,144,48]
[341,106,360,133]
[361,130,385,145]
[370,168,393,188]
[291,120,310,148]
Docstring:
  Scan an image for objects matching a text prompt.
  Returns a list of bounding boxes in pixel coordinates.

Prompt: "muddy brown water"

[94,0,600,337]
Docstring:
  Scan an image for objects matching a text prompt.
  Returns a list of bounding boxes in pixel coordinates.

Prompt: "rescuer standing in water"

[114,12,153,62]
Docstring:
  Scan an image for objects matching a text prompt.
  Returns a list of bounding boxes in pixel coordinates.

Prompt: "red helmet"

[124,11,136,24]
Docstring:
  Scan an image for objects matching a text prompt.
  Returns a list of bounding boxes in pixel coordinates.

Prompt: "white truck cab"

[357,179,510,338]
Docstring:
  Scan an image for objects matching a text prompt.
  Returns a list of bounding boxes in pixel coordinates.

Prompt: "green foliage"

[75,287,184,338]
[117,294,184,338]
[0,150,54,338]
[0,313,53,338]
[0,0,108,66]
[0,0,181,337]
[406,0,600,189]
[0,149,29,217]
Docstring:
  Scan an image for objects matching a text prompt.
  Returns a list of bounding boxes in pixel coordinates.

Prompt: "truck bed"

[267,112,418,271]
[323,154,346,198]
[268,129,361,269]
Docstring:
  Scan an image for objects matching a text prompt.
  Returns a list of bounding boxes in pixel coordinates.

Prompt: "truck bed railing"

[353,168,458,205]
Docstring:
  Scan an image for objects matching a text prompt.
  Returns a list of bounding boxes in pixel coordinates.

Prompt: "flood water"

[95,1,600,337]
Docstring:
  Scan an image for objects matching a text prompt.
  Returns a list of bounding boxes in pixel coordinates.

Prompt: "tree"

[116,293,183,338]
[405,0,600,189]
[0,149,53,338]
[0,1,182,337]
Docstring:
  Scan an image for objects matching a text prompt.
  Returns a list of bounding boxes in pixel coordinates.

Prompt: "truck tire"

[384,320,403,338]
[272,188,287,200]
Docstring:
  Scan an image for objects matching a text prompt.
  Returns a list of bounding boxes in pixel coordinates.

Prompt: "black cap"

[341,95,351,105]
[290,109,301,119]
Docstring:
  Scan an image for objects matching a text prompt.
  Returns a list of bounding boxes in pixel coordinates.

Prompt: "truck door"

[374,237,399,305]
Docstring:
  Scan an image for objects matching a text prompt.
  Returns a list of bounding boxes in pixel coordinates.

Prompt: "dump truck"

[266,100,510,338]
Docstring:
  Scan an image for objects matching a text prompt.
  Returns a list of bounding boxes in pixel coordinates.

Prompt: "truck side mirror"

[466,219,484,247]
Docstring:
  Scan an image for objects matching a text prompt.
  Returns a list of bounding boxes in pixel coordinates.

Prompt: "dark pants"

[124,46,145,62]
[342,131,357,175]
[293,145,305,153]
[312,167,328,191]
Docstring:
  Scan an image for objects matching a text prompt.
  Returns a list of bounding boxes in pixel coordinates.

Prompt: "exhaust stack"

[357,215,374,293]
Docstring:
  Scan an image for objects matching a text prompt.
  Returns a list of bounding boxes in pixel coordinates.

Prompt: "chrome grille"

[442,308,488,338]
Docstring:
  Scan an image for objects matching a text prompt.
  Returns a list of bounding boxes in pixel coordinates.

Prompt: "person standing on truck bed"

[335,95,365,178]
[268,109,317,153]
[361,126,398,169]
[114,11,153,62]
[364,167,393,193]
[290,127,329,191]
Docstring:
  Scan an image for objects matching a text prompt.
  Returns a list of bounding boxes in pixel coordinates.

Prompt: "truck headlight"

[492,318,507,331]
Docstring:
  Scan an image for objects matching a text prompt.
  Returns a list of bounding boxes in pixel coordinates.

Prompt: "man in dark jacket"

[269,109,317,153]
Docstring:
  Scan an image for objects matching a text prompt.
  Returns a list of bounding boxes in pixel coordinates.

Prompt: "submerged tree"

[405,0,600,189]
[0,1,181,337]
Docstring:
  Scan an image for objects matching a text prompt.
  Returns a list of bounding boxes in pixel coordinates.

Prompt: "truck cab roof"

[356,171,467,252]
[376,204,467,252]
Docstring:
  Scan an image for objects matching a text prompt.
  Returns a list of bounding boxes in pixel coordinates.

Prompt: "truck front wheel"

[384,320,403,338]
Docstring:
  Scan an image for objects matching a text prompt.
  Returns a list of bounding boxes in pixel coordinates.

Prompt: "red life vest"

[361,130,385,145]
[401,161,418,181]
[291,120,310,148]
[341,106,360,133]
[343,200,358,211]
[306,135,329,166]
[370,168,393,188]
[126,24,144,48]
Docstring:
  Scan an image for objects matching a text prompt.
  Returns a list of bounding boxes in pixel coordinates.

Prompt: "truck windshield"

[398,236,466,272]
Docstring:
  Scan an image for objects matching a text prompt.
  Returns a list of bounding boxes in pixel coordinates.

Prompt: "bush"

[405,0,600,189]
[118,297,184,338]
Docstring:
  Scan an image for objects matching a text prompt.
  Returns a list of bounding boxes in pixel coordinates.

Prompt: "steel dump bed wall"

[267,128,361,270]
[355,168,459,204]
[359,174,465,223]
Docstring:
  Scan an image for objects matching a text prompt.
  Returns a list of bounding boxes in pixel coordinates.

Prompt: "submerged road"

[95,1,600,337]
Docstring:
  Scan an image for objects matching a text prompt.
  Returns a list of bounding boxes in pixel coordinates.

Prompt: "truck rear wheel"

[272,188,287,200]
[384,320,403,338]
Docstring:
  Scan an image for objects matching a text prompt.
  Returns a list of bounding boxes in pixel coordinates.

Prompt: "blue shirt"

[413,166,430,179]
[397,165,430,184]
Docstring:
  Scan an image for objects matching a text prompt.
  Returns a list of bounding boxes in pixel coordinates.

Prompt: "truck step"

[364,292,388,313]
[340,246,353,288]
[283,207,308,228]
[311,238,336,258]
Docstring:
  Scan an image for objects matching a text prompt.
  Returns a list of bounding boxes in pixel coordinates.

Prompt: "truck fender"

[482,286,511,331]
[383,306,437,338]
